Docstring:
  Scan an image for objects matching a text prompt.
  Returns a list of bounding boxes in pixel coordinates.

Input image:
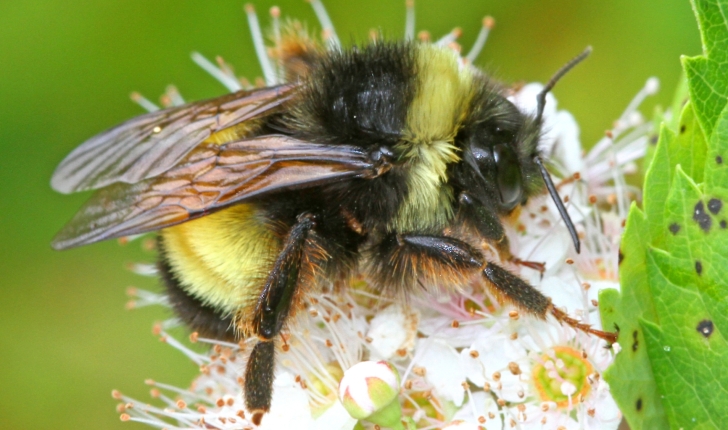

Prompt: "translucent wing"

[51,84,297,194]
[52,135,376,250]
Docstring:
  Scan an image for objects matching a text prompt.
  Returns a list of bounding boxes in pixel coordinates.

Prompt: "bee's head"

[454,81,543,213]
[454,47,592,252]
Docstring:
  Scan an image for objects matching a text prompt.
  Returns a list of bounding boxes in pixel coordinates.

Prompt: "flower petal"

[312,399,358,430]
[452,392,502,430]
[258,371,314,430]
[367,304,419,360]
[414,338,467,406]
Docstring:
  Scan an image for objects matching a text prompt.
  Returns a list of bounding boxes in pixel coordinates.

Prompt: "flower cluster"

[115,2,658,429]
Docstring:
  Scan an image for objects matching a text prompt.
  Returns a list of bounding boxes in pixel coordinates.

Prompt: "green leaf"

[643,75,689,171]
[600,1,728,428]
[644,163,728,429]
[600,208,668,429]
[682,0,728,139]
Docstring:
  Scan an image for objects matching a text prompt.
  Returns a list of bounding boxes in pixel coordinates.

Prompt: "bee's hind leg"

[243,213,318,425]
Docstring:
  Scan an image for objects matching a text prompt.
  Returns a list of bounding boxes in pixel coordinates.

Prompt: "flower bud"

[442,420,485,430]
[338,361,403,427]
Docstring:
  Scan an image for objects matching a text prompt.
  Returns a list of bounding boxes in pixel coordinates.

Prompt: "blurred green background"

[0,1,699,428]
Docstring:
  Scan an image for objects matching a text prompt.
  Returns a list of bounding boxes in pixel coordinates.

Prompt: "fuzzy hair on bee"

[50,3,614,425]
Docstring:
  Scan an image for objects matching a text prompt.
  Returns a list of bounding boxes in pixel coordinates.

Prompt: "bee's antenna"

[535,157,580,253]
[532,47,591,254]
[535,46,591,125]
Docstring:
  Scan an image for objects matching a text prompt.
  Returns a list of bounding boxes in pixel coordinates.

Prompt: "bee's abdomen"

[157,246,237,341]
[158,204,281,318]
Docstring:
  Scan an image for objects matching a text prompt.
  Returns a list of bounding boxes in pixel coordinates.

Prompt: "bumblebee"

[52,15,613,425]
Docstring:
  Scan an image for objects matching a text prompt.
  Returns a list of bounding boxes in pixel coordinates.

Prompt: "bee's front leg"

[369,233,616,343]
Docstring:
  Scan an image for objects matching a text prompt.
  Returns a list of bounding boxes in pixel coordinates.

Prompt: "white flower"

[451,392,501,430]
[258,371,313,430]
[413,338,468,406]
[367,304,420,361]
[115,2,660,429]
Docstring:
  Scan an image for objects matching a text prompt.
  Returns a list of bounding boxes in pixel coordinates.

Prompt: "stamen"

[215,56,237,79]
[243,4,277,86]
[609,144,628,219]
[190,52,243,92]
[158,329,208,365]
[465,16,495,63]
[164,85,185,107]
[307,0,341,48]
[129,92,159,113]
[270,6,281,43]
[614,77,659,134]
[435,27,462,46]
[405,0,415,41]
[126,262,158,277]
[267,8,283,82]
[369,29,379,42]
[125,288,169,308]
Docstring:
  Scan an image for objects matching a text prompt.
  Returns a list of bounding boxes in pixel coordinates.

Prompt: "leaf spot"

[721,220,727,229]
[680,124,687,134]
[695,260,703,276]
[697,319,714,338]
[669,222,680,235]
[618,248,624,265]
[717,155,724,164]
[693,201,712,232]
[708,198,722,215]
[632,330,638,352]
[636,398,643,411]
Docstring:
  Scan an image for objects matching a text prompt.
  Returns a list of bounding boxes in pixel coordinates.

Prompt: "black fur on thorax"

[273,41,419,231]
[282,41,417,147]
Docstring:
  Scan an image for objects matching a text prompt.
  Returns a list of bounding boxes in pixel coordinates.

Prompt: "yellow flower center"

[532,346,593,408]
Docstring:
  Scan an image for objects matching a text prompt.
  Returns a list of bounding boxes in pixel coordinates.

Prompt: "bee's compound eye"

[493,144,523,209]
[471,145,493,164]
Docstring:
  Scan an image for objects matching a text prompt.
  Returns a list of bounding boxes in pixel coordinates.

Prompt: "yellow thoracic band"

[392,44,474,232]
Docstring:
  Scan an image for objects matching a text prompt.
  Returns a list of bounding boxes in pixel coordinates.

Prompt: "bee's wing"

[51,84,297,194]
[52,135,374,250]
